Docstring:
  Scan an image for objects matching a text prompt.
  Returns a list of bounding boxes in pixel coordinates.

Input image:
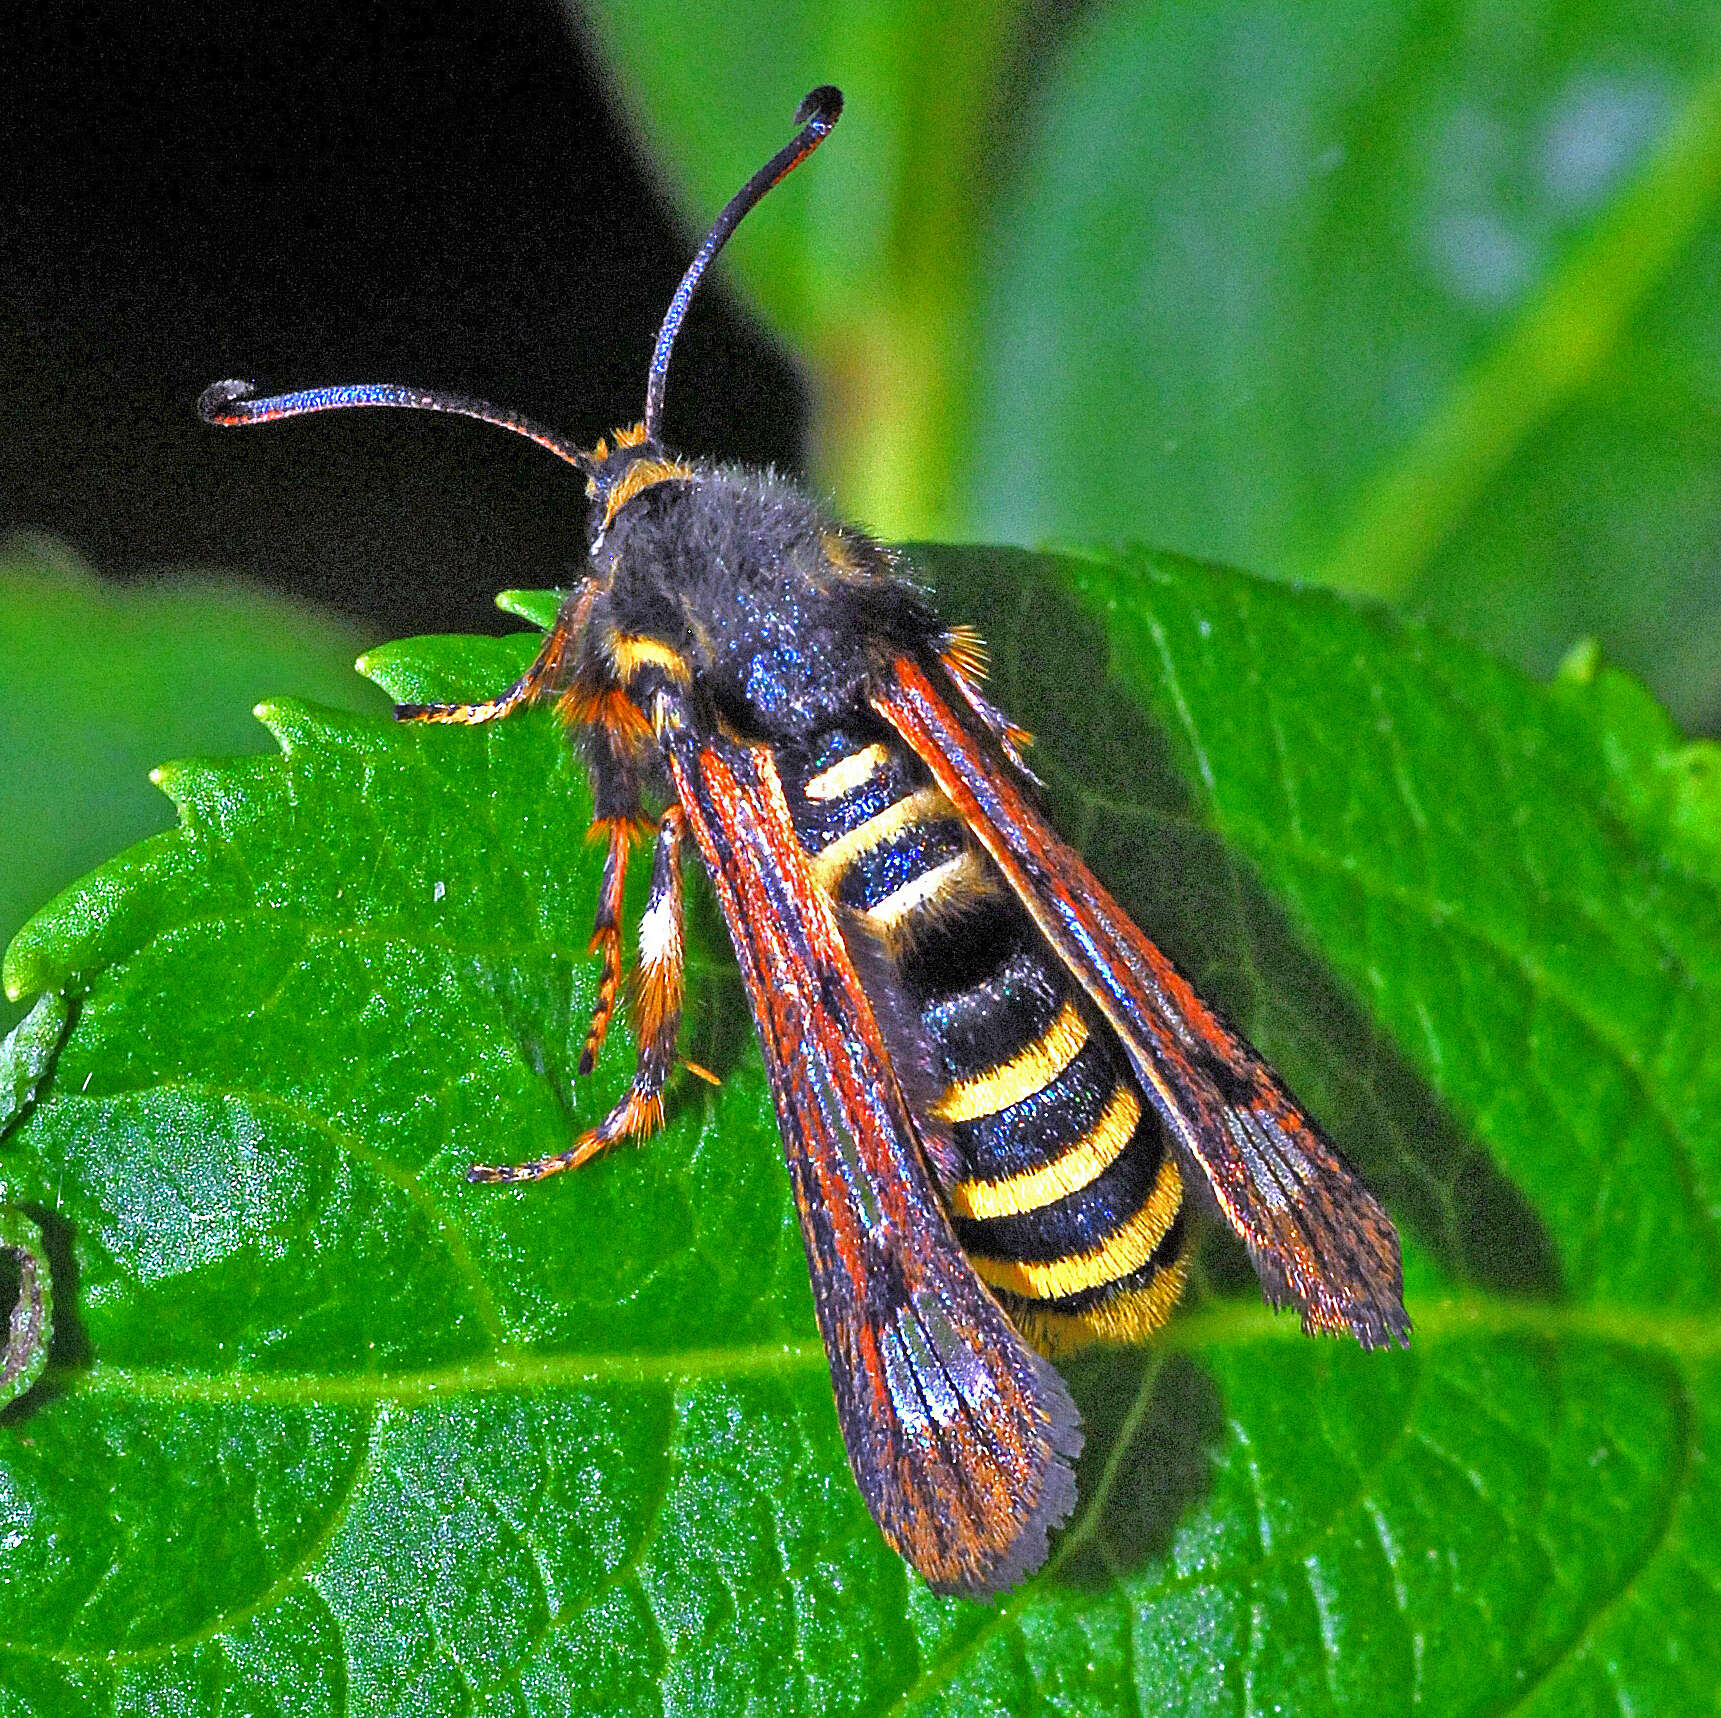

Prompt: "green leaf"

[3,547,1717,1713]
[0,540,385,1037]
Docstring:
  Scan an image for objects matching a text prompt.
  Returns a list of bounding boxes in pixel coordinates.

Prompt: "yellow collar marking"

[609,634,692,686]
[600,457,695,528]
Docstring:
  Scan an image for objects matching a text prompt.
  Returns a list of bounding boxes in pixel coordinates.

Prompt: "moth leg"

[469,806,688,1185]
[578,817,634,1076]
[397,586,589,725]
[930,640,1041,783]
[577,701,655,1076]
[614,801,690,1132]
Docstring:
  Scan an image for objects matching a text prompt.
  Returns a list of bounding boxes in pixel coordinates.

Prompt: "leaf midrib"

[15,1292,1703,1698]
[40,1295,1721,1414]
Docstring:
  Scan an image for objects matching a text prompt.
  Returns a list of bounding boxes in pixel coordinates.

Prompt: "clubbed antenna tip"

[644,85,842,441]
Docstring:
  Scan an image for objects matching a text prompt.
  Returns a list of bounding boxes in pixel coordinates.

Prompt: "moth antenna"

[198,379,600,477]
[643,84,842,442]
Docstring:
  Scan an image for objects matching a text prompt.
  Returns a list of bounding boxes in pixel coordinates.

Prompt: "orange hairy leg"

[579,818,634,1076]
[468,806,689,1185]
[395,587,590,725]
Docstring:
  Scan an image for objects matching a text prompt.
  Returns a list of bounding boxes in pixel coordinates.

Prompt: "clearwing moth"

[202,86,1408,1598]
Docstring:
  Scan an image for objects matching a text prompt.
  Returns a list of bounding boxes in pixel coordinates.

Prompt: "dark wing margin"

[874,655,1410,1351]
[660,708,1083,1595]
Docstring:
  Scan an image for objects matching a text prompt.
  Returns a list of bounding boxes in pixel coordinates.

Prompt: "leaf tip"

[352,641,423,703]
[251,698,319,755]
[0,936,49,1011]
[495,588,563,628]
[150,760,190,808]
[1556,636,1602,687]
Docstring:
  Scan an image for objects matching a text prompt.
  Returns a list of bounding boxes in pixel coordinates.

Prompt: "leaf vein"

[82,1078,511,1349]
[1,1406,380,1668]
[1489,1356,1695,1718]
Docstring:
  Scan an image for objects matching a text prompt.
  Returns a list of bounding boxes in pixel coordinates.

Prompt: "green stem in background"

[810,0,1028,540]
[1323,52,1721,602]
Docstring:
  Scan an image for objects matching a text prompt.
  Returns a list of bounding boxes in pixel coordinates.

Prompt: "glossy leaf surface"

[2,549,1717,1714]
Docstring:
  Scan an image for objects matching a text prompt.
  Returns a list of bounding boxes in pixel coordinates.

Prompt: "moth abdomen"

[779,720,1191,1355]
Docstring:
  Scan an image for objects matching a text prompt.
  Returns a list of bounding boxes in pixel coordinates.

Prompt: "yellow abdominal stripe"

[1016,1251,1191,1356]
[969,1149,1183,1301]
[952,1081,1141,1219]
[808,786,950,892]
[930,1001,1088,1126]
[859,851,993,938]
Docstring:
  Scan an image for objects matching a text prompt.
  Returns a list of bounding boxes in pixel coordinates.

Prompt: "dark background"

[2,0,805,643]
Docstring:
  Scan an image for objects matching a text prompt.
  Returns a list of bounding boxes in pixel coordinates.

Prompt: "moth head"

[198,87,842,553]
[578,424,690,552]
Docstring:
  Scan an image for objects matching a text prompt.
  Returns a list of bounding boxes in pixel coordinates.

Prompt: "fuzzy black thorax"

[588,455,938,741]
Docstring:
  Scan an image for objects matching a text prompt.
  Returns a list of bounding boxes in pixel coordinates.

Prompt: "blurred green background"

[577,0,1721,721]
[5,0,1720,1033]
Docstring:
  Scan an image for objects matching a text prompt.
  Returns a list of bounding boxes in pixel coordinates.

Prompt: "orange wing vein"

[874,655,1408,1350]
[662,715,1085,1593]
